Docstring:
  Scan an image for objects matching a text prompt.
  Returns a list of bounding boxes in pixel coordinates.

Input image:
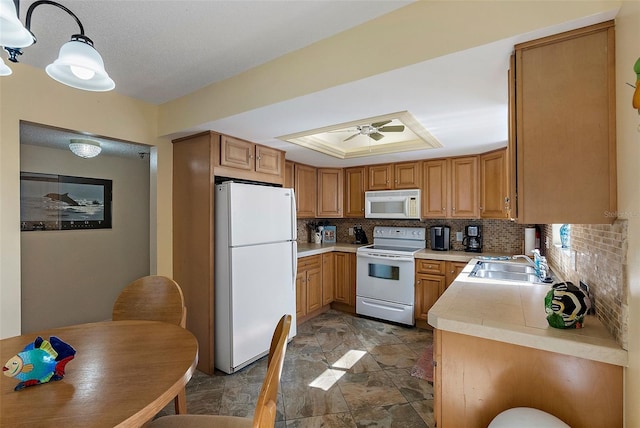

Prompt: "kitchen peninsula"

[428,260,627,428]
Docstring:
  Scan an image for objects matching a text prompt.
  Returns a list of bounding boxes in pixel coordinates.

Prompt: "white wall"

[20,144,150,332]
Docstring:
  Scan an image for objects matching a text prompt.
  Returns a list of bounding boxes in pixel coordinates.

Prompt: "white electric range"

[355,226,426,325]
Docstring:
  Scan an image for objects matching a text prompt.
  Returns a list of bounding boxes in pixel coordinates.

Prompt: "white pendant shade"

[45,38,115,91]
[0,0,34,48]
[0,56,12,76]
[69,139,101,158]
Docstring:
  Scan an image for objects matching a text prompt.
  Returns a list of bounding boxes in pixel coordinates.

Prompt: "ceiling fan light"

[0,0,34,48]
[69,139,101,158]
[0,55,12,76]
[45,35,115,91]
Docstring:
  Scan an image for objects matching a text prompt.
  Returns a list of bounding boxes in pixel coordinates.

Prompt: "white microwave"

[365,189,421,219]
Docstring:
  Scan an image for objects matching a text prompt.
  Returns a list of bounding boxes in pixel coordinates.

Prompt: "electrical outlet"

[348,227,354,236]
[456,231,463,242]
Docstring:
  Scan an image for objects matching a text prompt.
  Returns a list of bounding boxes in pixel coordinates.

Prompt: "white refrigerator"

[214,181,297,374]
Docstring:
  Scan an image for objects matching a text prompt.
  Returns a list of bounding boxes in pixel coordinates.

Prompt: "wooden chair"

[149,314,292,428]
[112,275,188,413]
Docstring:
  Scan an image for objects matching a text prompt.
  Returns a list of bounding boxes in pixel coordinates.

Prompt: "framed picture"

[323,225,336,244]
[20,172,112,231]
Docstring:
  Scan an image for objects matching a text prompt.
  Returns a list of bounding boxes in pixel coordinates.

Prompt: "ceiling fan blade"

[369,132,384,141]
[377,125,405,133]
[370,120,391,128]
[344,133,359,142]
[328,128,357,133]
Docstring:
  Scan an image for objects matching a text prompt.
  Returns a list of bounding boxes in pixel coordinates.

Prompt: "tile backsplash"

[298,218,533,255]
[542,221,627,349]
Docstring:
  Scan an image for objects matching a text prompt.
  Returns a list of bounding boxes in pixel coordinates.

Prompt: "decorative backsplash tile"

[298,218,533,255]
[543,221,627,349]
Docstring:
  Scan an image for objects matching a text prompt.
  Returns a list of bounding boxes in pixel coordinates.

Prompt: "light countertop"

[297,242,362,257]
[297,243,511,261]
[428,258,628,367]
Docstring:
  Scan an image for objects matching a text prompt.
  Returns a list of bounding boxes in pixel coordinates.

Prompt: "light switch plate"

[348,227,354,236]
[456,231,463,241]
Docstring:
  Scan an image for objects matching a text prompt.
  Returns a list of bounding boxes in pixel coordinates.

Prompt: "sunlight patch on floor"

[309,349,366,391]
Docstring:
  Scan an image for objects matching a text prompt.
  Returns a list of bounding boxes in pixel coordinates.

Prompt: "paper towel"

[524,228,536,255]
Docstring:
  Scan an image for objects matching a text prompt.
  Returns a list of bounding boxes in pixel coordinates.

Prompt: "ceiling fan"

[342,120,405,142]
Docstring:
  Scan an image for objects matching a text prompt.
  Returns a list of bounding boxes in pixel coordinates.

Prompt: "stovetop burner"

[356,226,426,256]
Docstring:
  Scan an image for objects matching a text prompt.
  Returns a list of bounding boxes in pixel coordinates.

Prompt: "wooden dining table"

[1,320,198,427]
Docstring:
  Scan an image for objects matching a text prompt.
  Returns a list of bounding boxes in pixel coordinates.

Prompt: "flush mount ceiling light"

[69,138,101,158]
[0,0,114,91]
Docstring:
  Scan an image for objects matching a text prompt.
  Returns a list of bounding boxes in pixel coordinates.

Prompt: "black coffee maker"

[463,225,482,252]
[353,226,368,244]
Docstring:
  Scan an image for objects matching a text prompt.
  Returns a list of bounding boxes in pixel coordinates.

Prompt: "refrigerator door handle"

[290,188,297,241]
[292,241,298,290]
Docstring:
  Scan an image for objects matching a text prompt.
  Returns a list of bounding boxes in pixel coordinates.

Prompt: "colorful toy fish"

[2,336,76,391]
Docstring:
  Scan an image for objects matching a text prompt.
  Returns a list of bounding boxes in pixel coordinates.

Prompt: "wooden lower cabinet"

[296,255,322,320]
[322,253,335,305]
[415,259,446,327]
[415,274,445,322]
[332,252,356,313]
[435,329,623,428]
[445,261,467,288]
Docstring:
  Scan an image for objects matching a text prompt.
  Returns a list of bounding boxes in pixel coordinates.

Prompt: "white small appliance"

[214,181,297,374]
[356,226,426,325]
[364,189,421,219]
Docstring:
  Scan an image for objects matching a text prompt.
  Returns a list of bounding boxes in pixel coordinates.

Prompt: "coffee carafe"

[353,226,368,245]
[463,225,482,252]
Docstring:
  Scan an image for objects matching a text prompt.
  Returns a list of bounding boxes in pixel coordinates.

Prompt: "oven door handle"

[358,253,414,262]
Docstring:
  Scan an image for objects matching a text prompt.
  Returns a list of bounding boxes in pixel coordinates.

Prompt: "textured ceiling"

[10,1,619,164]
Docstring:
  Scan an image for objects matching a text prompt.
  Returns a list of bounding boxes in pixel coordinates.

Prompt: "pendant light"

[0,0,34,48]
[0,0,114,91]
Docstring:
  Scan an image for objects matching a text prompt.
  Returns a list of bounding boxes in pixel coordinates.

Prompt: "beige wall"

[20,144,150,332]
[0,64,167,338]
[615,3,640,426]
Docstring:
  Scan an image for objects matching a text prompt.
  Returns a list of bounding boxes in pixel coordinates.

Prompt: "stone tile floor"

[156,310,435,427]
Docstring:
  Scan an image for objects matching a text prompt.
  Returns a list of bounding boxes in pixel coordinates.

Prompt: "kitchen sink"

[474,262,537,275]
[469,261,543,284]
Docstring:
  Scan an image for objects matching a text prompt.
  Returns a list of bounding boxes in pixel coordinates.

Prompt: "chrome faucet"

[513,250,548,279]
[512,254,536,267]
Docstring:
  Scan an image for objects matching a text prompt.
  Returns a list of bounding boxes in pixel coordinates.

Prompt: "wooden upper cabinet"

[255,145,282,176]
[450,156,479,218]
[514,21,616,224]
[344,166,366,217]
[422,159,449,218]
[220,135,254,170]
[317,168,343,218]
[394,161,421,189]
[367,162,420,190]
[284,160,294,189]
[480,149,509,219]
[295,163,317,218]
[508,55,517,220]
[216,133,284,185]
[367,164,393,190]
